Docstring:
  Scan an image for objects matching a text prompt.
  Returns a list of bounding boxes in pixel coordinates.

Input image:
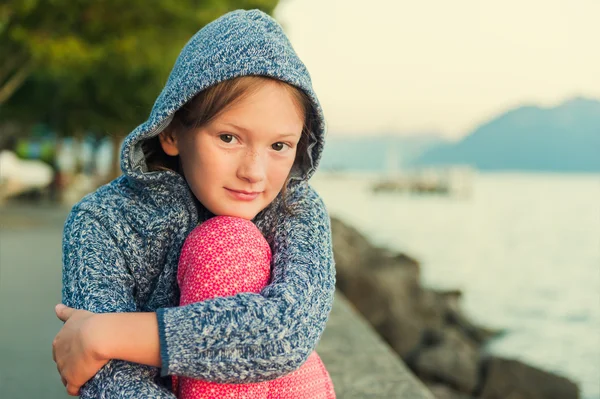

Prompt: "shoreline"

[330,215,581,399]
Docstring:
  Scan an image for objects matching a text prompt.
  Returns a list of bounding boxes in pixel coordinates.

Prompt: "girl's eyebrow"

[222,122,250,133]
[222,122,300,139]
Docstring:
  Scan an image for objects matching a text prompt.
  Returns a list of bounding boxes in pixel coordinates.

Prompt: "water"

[311,171,600,399]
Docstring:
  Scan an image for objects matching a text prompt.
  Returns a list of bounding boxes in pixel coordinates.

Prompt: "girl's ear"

[158,129,180,156]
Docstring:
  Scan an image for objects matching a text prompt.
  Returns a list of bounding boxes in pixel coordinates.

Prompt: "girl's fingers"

[66,384,79,396]
[55,304,73,321]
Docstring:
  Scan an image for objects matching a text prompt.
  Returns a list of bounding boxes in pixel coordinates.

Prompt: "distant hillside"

[319,133,448,172]
[413,97,600,172]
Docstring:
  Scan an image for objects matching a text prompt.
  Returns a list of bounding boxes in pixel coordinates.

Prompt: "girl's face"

[159,81,304,220]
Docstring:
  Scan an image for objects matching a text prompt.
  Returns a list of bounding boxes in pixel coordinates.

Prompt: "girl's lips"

[225,188,261,201]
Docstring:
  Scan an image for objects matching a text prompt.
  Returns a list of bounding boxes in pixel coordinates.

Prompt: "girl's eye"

[271,142,289,152]
[219,134,237,144]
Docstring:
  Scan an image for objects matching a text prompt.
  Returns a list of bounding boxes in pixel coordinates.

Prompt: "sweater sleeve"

[157,184,336,383]
[62,209,176,399]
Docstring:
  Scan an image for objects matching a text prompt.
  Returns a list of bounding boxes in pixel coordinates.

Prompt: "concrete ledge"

[317,292,434,399]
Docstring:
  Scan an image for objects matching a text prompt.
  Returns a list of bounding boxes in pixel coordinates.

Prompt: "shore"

[330,215,581,399]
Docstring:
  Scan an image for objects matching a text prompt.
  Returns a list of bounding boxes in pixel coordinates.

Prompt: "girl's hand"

[53,304,109,396]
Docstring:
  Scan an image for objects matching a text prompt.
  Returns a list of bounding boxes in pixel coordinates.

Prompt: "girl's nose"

[236,150,266,184]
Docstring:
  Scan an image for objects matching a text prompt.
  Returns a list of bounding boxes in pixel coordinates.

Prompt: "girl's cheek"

[274,162,293,184]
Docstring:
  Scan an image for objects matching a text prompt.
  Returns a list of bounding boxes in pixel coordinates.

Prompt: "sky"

[275,0,600,139]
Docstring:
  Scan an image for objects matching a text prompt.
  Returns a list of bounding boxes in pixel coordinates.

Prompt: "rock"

[331,216,429,356]
[414,327,481,394]
[331,216,484,359]
[478,357,579,399]
[436,289,503,344]
[329,216,581,398]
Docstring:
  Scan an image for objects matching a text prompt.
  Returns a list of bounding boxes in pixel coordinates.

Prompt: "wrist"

[82,312,162,367]
[85,313,114,362]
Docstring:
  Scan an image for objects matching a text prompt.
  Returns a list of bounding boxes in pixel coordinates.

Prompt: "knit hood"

[120,9,325,185]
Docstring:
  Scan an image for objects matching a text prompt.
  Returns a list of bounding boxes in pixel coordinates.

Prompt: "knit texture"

[61,9,335,399]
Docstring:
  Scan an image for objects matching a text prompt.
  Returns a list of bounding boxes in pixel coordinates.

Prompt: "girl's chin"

[208,206,262,221]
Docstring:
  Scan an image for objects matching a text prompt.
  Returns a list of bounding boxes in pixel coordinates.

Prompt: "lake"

[312,171,600,399]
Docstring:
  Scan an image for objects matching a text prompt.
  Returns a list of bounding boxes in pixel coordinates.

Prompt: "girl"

[52,9,336,399]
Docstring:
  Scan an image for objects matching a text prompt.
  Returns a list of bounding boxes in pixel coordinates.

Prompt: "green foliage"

[0,0,280,138]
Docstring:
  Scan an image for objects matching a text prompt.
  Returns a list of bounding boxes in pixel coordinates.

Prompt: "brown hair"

[142,75,315,211]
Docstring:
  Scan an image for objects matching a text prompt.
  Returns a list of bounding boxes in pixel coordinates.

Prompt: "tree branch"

[0,50,28,84]
[0,60,33,106]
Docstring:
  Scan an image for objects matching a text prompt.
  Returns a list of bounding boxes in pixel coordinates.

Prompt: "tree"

[1,0,280,177]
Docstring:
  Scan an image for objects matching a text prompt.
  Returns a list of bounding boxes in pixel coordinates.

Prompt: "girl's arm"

[83,183,336,383]
[154,183,335,381]
[87,311,162,367]
[61,209,176,398]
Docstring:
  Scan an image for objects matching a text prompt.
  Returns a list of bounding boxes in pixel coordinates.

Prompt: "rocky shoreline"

[330,216,580,399]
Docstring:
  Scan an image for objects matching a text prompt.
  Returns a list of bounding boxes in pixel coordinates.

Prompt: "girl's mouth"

[225,188,261,201]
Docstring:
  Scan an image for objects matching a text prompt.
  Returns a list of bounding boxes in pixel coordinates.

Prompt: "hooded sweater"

[61,9,335,398]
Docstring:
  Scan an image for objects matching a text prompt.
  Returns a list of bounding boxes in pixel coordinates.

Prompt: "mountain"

[319,133,448,172]
[413,97,600,172]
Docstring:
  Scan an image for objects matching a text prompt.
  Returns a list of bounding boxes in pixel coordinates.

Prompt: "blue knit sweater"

[61,9,335,398]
